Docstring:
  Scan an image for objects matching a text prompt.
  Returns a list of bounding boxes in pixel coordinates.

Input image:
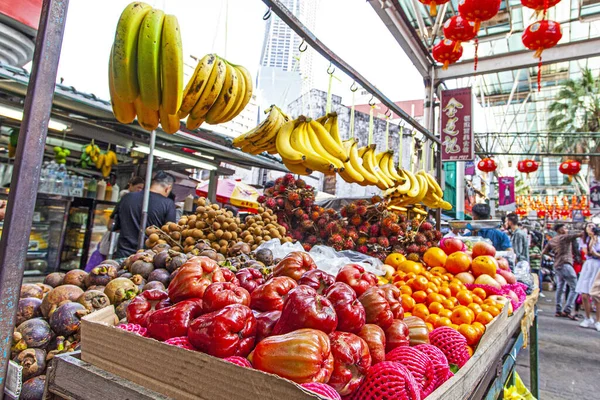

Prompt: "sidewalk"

[516,290,600,400]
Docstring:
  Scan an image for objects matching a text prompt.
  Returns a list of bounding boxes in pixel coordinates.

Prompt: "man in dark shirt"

[466,203,513,251]
[113,171,177,258]
[542,223,582,319]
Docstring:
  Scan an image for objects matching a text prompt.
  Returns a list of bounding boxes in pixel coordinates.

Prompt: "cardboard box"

[81,307,323,400]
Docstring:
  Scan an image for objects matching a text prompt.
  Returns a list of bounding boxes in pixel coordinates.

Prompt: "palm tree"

[547,68,600,182]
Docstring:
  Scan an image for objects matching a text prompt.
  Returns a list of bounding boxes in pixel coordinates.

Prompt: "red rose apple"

[335,264,377,297]
[272,285,337,335]
[328,331,372,396]
[324,282,366,333]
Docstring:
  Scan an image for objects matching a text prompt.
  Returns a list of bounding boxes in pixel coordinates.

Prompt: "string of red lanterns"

[516,195,592,221]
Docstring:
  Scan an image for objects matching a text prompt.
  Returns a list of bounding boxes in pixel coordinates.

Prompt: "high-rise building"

[258,0,318,108]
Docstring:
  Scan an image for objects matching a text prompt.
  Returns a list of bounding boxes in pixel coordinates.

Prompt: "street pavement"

[516,291,600,400]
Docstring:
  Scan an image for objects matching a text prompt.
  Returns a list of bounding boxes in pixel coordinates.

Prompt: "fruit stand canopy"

[0,63,289,173]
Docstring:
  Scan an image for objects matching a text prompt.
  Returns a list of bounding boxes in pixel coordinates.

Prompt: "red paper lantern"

[536,209,547,219]
[418,0,450,17]
[517,159,539,174]
[477,158,497,173]
[521,0,561,13]
[559,160,581,176]
[583,208,592,217]
[432,39,463,70]
[522,20,562,90]
[516,208,528,217]
[443,16,477,51]
[458,0,502,33]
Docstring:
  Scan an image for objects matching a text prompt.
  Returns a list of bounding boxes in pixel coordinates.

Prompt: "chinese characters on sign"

[441,88,473,161]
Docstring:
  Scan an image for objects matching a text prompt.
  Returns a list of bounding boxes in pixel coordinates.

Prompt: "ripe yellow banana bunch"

[109,2,183,133]
[232,106,290,155]
[384,170,451,210]
[180,54,254,130]
[97,150,119,178]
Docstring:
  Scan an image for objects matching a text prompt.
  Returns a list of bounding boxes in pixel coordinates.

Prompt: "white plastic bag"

[255,239,304,260]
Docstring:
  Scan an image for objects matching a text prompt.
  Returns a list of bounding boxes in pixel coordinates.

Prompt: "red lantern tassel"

[453,40,462,52]
[443,60,449,70]
[430,2,438,17]
[537,57,542,92]
[474,38,479,72]
[473,20,481,34]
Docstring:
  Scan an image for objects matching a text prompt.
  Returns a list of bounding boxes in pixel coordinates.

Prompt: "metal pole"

[207,170,218,204]
[0,0,69,392]
[138,130,156,249]
[529,306,539,398]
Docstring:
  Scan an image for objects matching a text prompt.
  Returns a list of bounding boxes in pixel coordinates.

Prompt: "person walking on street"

[543,223,583,320]
[112,171,176,259]
[506,213,529,263]
[576,224,600,330]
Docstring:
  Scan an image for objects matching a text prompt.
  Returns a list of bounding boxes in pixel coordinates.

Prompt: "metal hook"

[298,39,308,53]
[368,95,376,106]
[430,141,436,149]
[385,108,392,118]
[262,7,272,20]
[327,63,335,75]
[350,81,359,92]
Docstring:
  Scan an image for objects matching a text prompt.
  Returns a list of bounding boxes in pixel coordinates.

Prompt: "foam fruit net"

[164,336,196,350]
[224,356,252,368]
[414,344,452,388]
[349,361,421,400]
[385,347,436,398]
[301,382,342,400]
[116,323,148,337]
[428,327,470,368]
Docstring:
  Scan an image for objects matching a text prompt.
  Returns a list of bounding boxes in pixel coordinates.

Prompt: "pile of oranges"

[385,248,506,352]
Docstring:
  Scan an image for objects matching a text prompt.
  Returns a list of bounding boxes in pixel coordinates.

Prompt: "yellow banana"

[283,158,312,176]
[186,115,204,130]
[179,54,217,115]
[160,15,184,114]
[137,9,165,111]
[85,145,92,154]
[111,2,152,103]
[309,119,348,162]
[306,123,344,171]
[230,65,253,120]
[413,175,429,203]
[327,113,344,147]
[205,62,239,124]
[395,169,411,194]
[276,119,304,164]
[419,170,443,198]
[360,146,389,190]
[339,145,365,184]
[252,109,285,148]
[376,151,397,185]
[101,165,112,178]
[403,169,420,198]
[387,155,403,181]
[234,106,282,147]
[96,153,105,170]
[290,121,333,173]
[345,140,377,185]
[218,65,245,123]
[108,47,136,124]
[109,151,119,166]
[190,57,226,120]
[134,97,159,131]
[159,105,180,134]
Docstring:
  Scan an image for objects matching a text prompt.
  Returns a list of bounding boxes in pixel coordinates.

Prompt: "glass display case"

[0,190,70,275]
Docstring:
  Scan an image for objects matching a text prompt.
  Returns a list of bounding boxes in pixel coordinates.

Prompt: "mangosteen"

[115,299,131,321]
[152,243,171,253]
[123,251,152,270]
[104,277,139,305]
[77,290,110,312]
[16,298,42,326]
[153,250,171,269]
[101,259,121,269]
[63,269,88,289]
[20,284,43,300]
[85,264,117,287]
[43,272,65,288]
[130,259,154,279]
[147,268,170,286]
[20,375,46,400]
[35,283,53,296]
[143,281,165,291]
[86,285,105,291]
[169,268,180,282]
[273,258,282,265]
[255,248,274,266]
[228,242,251,257]
[200,249,218,260]
[117,270,132,278]
[215,253,226,262]
[40,285,84,318]
[195,241,211,251]
[49,302,87,337]
[14,348,46,380]
[130,274,146,292]
[167,253,187,272]
[16,318,53,349]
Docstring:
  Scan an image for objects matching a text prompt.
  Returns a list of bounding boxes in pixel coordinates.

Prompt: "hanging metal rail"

[474,132,600,157]
[261,0,440,144]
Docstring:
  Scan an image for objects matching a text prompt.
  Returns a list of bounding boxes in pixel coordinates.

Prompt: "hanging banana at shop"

[108,2,253,133]
[80,142,119,177]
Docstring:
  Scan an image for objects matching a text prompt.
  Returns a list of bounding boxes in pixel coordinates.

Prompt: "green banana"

[160,15,184,115]
[137,8,165,111]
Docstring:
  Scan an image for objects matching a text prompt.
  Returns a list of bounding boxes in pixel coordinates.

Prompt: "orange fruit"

[471,255,498,277]
[412,290,427,303]
[458,324,480,346]
[428,301,444,314]
[413,304,430,320]
[487,306,501,317]
[450,324,460,330]
[427,282,440,293]
[447,296,459,306]
[472,322,486,336]
[425,322,434,332]
[438,308,453,319]
[404,312,412,317]
[397,260,423,275]
[472,287,487,300]
[427,293,444,305]
[401,294,416,312]
[436,317,453,328]
[425,314,441,326]
[472,295,483,305]
[406,272,417,280]
[451,306,475,325]
[476,311,495,324]
[431,277,443,287]
[456,290,474,306]
[385,253,407,268]
[466,345,474,357]
[467,303,483,315]
[412,276,429,292]
[430,266,447,276]
[449,282,463,296]
[442,299,455,309]
[400,285,413,295]
[445,252,472,275]
[439,286,451,298]
[423,247,448,267]
[421,271,434,281]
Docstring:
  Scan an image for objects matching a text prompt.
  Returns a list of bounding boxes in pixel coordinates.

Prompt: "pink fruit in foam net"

[300,382,342,400]
[224,356,252,368]
[414,343,452,389]
[385,346,436,398]
[349,361,420,400]
[429,326,470,368]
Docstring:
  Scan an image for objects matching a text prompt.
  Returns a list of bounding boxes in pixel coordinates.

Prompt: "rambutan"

[426,241,433,248]
[329,234,343,246]
[276,198,285,208]
[390,224,401,234]
[434,230,443,240]
[424,231,435,241]
[257,195,266,204]
[414,233,427,245]
[378,237,390,247]
[294,199,302,207]
[340,208,347,218]
[327,209,336,216]
[340,228,348,237]
[356,205,368,216]
[418,245,428,254]
[265,188,274,196]
[350,215,362,227]
[265,198,276,209]
[303,243,312,251]
[357,237,368,246]
[420,221,433,232]
[301,220,314,230]
[294,208,305,218]
[368,237,378,244]
[301,213,309,221]
[303,198,313,208]
[306,235,318,245]
[291,230,304,241]
[275,177,284,185]
[389,236,399,245]
[317,217,328,228]
[382,217,393,230]
[357,245,368,254]
[369,224,380,237]
[399,222,408,232]
[407,253,420,262]
[347,203,357,215]
[411,219,421,229]
[343,238,355,250]
[358,223,370,234]
[319,230,328,239]
[380,226,391,237]
[296,179,306,188]
[311,211,320,221]
[278,184,287,194]
[332,244,343,252]
[279,222,290,232]
[406,244,419,254]
[288,191,300,202]
[371,195,382,204]
[326,221,340,234]
[348,229,359,241]
[283,173,295,185]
